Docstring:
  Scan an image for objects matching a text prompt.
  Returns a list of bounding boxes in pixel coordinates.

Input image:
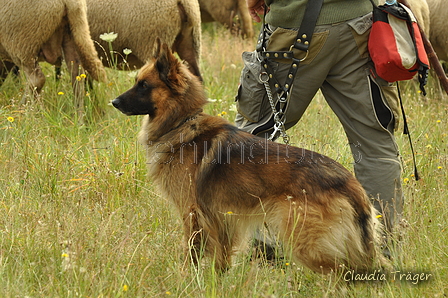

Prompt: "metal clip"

[259,72,269,83]
[269,123,281,140]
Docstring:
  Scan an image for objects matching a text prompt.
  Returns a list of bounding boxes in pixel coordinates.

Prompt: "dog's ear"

[156,43,188,94]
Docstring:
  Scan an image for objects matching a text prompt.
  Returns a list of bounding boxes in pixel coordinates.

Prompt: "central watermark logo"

[143,133,361,165]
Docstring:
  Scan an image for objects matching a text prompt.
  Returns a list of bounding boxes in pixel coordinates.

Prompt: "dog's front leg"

[182,207,233,273]
[204,214,235,273]
[182,206,204,268]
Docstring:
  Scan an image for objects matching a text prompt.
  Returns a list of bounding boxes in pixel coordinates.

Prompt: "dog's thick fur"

[112,43,383,274]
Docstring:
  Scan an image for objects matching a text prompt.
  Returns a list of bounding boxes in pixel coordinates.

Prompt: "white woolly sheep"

[426,0,448,98]
[0,0,106,102]
[407,0,447,98]
[84,0,202,79]
[426,0,448,62]
[406,0,430,35]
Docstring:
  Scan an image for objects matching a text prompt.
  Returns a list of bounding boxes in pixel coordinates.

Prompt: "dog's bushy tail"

[272,182,384,274]
[343,181,387,272]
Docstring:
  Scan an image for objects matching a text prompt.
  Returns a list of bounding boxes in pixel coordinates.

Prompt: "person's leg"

[322,78,403,231]
[320,15,403,237]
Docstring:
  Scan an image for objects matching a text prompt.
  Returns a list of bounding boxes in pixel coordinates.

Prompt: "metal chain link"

[260,72,290,144]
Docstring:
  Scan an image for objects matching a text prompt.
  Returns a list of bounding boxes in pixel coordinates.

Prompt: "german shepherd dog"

[112,42,384,274]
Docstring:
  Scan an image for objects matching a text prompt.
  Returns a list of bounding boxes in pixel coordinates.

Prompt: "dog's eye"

[138,80,149,89]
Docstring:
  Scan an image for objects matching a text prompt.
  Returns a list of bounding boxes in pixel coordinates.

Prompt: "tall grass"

[1,26,447,297]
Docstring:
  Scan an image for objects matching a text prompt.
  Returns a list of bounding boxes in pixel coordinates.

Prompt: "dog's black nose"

[111,97,121,109]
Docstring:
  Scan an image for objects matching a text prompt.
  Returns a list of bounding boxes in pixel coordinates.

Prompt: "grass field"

[1,26,447,297]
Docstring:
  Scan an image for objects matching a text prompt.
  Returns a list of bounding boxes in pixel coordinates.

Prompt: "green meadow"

[1,26,447,297]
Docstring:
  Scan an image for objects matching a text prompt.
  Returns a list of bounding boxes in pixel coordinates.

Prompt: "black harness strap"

[258,0,323,102]
[254,0,324,141]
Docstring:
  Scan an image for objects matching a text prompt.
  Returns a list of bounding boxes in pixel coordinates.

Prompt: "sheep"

[406,0,448,97]
[426,0,448,62]
[403,0,448,98]
[405,0,430,35]
[0,0,106,103]
[425,0,448,98]
[83,0,202,79]
[199,0,254,39]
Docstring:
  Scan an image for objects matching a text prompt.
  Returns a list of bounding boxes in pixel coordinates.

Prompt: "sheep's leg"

[20,60,45,103]
[0,61,18,87]
[173,3,202,80]
[237,0,254,39]
[173,32,201,81]
[62,33,86,120]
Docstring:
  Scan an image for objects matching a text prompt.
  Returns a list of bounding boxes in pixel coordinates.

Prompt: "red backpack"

[368,1,429,94]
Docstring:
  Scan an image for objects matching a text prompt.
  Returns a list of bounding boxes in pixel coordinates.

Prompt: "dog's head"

[112,39,206,119]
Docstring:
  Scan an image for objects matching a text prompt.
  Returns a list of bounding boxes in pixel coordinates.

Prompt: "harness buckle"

[289,44,309,62]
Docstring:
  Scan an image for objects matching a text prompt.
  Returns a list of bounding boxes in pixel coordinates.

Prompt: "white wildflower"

[99,32,118,43]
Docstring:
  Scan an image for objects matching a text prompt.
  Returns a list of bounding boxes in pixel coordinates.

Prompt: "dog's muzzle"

[111,97,131,115]
[112,95,153,116]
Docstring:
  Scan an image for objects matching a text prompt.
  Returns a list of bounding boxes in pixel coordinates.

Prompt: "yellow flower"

[438,166,443,170]
[58,91,64,95]
[436,119,441,123]
[221,111,227,115]
[166,291,171,295]
[403,178,409,183]
[376,214,383,219]
[226,211,233,215]
[7,116,14,123]
[61,253,69,258]
[80,73,87,79]
[123,284,129,292]
[285,262,290,266]
[425,144,432,149]
[76,76,82,81]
